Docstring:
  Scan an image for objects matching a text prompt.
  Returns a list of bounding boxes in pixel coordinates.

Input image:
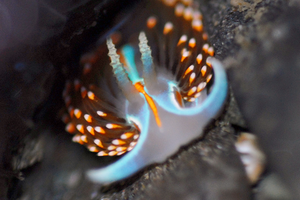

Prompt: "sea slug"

[62,0,228,183]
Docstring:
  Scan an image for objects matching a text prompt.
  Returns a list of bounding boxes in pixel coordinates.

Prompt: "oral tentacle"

[106,38,141,103]
[139,32,157,88]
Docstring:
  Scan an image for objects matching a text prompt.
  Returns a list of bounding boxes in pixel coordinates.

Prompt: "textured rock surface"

[227,3,300,199]
[0,48,53,200]
[1,0,298,199]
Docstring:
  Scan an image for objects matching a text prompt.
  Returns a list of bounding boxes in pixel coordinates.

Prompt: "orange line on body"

[134,82,162,127]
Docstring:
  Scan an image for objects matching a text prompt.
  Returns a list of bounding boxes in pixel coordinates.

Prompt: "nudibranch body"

[62,0,228,183]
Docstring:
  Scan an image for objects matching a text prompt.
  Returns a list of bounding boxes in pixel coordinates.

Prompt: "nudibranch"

[62,0,228,183]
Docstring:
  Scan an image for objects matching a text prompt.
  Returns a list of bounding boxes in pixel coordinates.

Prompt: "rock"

[228,5,300,199]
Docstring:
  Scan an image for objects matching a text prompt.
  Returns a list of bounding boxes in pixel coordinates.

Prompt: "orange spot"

[87,126,95,136]
[187,87,197,96]
[130,141,137,147]
[183,65,194,78]
[78,137,85,145]
[81,87,87,98]
[202,33,208,40]
[106,123,122,129]
[208,47,214,56]
[194,92,201,98]
[147,16,157,29]
[108,151,118,156]
[97,151,108,156]
[68,106,74,118]
[183,7,193,21]
[203,44,209,53]
[189,38,196,48]
[163,22,173,35]
[112,139,126,145]
[117,151,126,156]
[127,146,133,151]
[196,54,203,64]
[177,35,187,46]
[192,19,203,32]
[116,146,127,152]
[88,91,95,100]
[189,73,196,85]
[163,0,177,6]
[65,123,76,133]
[206,74,213,83]
[121,132,134,139]
[133,134,139,140]
[74,109,82,119]
[95,126,105,134]
[94,139,104,148]
[84,114,93,123]
[181,50,190,62]
[88,145,99,152]
[175,4,184,17]
[97,111,107,117]
[72,134,81,143]
[76,124,85,134]
[206,59,212,67]
[134,82,162,127]
[108,145,116,150]
[193,11,203,20]
[201,65,207,76]
[80,135,88,143]
[187,97,195,102]
[197,82,207,92]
